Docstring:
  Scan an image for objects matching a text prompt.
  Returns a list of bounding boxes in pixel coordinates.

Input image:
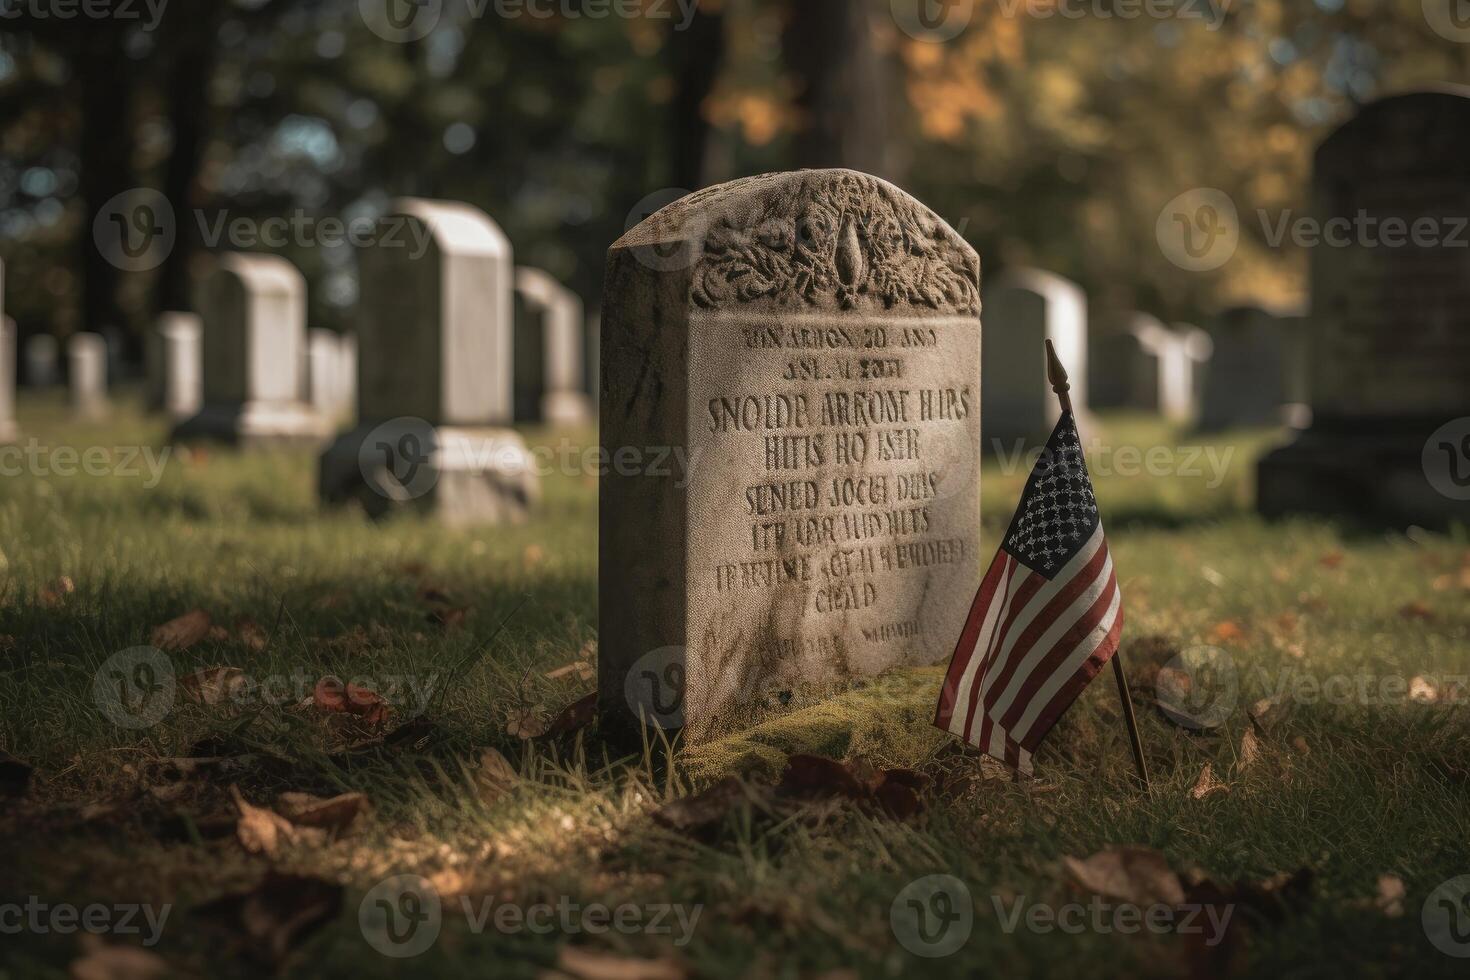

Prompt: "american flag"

[934,411,1122,775]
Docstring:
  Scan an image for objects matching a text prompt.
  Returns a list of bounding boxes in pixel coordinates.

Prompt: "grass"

[1,389,1467,979]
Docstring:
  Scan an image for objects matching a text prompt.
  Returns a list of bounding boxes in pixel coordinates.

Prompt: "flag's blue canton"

[1002,412,1100,579]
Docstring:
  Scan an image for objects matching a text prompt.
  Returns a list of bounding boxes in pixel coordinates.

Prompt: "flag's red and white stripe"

[933,523,1122,774]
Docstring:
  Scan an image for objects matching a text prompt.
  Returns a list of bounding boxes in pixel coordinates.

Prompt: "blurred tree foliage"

[0,0,1465,351]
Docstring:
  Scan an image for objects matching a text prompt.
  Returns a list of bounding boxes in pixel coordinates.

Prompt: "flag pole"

[1044,340,1151,792]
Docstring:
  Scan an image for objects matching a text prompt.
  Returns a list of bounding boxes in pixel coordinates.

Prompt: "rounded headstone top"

[988,267,1084,307]
[386,198,510,259]
[514,266,570,307]
[613,169,979,316]
[211,252,304,297]
[1316,87,1470,175]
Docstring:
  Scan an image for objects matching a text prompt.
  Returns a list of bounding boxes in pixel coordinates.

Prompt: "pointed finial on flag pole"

[1044,339,1150,793]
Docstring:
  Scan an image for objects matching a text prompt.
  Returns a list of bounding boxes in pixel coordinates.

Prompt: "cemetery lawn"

[2,389,1468,979]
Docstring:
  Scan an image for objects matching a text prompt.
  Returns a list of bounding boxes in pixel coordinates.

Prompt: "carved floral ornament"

[683,173,979,315]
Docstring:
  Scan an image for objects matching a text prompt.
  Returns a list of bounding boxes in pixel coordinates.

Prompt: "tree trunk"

[77,28,133,347]
[157,7,220,315]
[667,4,726,190]
[783,0,892,179]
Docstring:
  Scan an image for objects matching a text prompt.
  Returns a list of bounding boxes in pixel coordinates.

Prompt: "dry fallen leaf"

[1291,736,1310,756]
[180,666,247,706]
[1248,696,1285,732]
[1210,620,1245,644]
[427,605,469,630]
[68,934,171,980]
[150,609,213,652]
[1318,551,1345,569]
[1190,763,1229,800]
[275,791,368,833]
[1409,675,1440,704]
[507,709,548,739]
[652,777,748,836]
[40,575,75,608]
[1374,873,1406,918]
[549,945,688,980]
[231,786,304,857]
[1062,845,1186,906]
[476,748,518,804]
[1238,727,1261,771]
[543,692,598,738]
[194,871,343,967]
[235,617,269,652]
[313,676,391,727]
[1399,601,1434,621]
[545,660,596,682]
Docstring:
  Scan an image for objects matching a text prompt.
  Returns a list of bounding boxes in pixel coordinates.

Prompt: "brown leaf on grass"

[776,755,869,801]
[0,749,32,799]
[1408,676,1440,704]
[524,544,546,567]
[871,770,927,819]
[1190,763,1229,800]
[427,605,469,630]
[231,786,308,857]
[1062,846,1186,906]
[548,945,687,980]
[180,666,247,706]
[1248,696,1285,732]
[194,871,343,967]
[150,609,213,652]
[1238,727,1261,772]
[235,617,269,652]
[1399,601,1434,621]
[543,691,598,738]
[652,777,748,836]
[313,676,391,727]
[545,660,595,682]
[1318,551,1345,569]
[40,575,75,607]
[68,934,171,980]
[1291,736,1310,755]
[507,709,548,739]
[311,591,348,611]
[1210,620,1245,644]
[275,791,368,832]
[475,748,519,804]
[1374,873,1406,918]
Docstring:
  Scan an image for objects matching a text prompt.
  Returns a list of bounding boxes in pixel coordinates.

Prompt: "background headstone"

[1089,313,1165,413]
[1260,89,1470,527]
[982,267,1089,448]
[172,253,329,447]
[67,332,108,420]
[1197,306,1291,431]
[146,312,203,421]
[1165,323,1214,425]
[319,198,537,525]
[514,267,592,425]
[600,170,982,740]
[24,334,58,387]
[0,316,16,443]
[306,328,354,424]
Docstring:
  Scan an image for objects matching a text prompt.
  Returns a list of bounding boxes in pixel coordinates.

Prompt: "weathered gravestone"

[319,198,537,525]
[600,170,982,740]
[1197,306,1291,431]
[514,267,592,425]
[306,328,354,423]
[1259,89,1470,527]
[0,316,16,443]
[68,332,108,420]
[172,253,329,447]
[982,267,1089,449]
[24,335,58,387]
[1089,315,1210,423]
[146,312,202,421]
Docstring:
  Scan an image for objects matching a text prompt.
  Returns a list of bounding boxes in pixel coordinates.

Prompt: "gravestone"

[1090,315,1209,423]
[514,267,592,425]
[600,170,982,740]
[0,316,16,443]
[172,253,329,447]
[306,328,352,423]
[1260,89,1470,528]
[982,267,1089,448]
[319,198,537,525]
[24,335,58,387]
[337,332,358,425]
[1165,323,1214,425]
[146,312,203,420]
[1197,306,1290,431]
[68,332,108,420]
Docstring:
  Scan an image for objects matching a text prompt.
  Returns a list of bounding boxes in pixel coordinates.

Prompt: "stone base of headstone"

[541,391,592,427]
[319,425,539,526]
[172,402,332,449]
[1258,422,1464,529]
